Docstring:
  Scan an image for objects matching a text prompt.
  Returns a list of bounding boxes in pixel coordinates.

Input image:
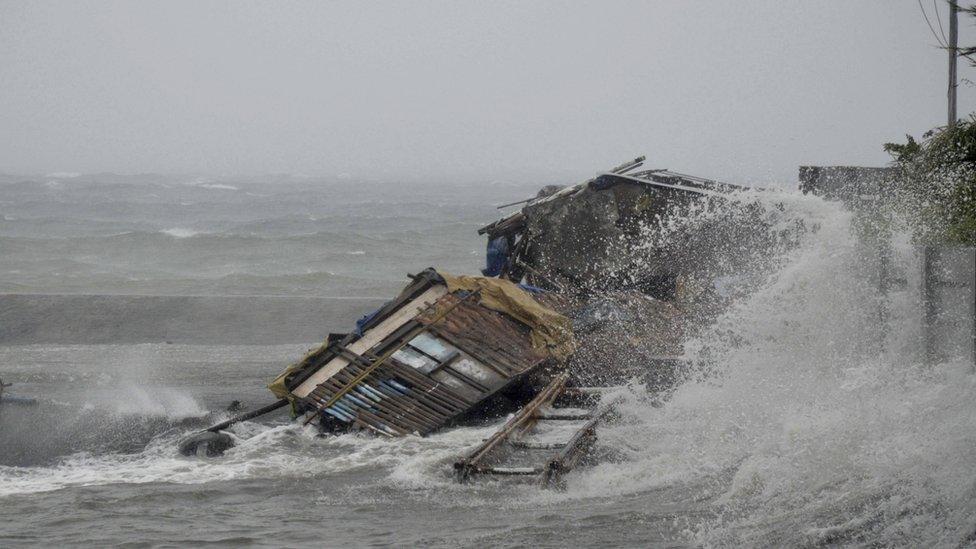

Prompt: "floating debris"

[454,372,610,487]
[177,431,234,457]
[0,378,37,407]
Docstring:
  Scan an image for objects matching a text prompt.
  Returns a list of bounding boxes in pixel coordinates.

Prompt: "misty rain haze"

[2,2,976,548]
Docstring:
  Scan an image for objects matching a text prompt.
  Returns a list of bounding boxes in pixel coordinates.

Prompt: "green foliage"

[882,135,921,162]
[885,116,976,244]
[962,4,976,64]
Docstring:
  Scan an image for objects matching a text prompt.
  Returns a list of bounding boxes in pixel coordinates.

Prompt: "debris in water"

[177,431,235,457]
[454,372,610,487]
[0,378,38,407]
[213,157,770,487]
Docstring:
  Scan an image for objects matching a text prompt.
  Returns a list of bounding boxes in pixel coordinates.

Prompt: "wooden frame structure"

[454,373,608,487]
[282,269,559,436]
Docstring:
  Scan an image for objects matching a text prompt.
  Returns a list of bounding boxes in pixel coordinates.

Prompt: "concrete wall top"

[799,165,897,203]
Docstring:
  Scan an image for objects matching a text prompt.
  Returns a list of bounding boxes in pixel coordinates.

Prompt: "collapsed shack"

[268,269,576,437]
[479,159,746,299]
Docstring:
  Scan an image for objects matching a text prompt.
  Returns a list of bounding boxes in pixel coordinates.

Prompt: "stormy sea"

[2,173,975,547]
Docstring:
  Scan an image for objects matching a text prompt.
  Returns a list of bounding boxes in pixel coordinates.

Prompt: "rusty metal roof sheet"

[292,273,561,437]
[418,292,547,377]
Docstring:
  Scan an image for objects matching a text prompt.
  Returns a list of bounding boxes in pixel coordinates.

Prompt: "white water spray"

[572,192,976,546]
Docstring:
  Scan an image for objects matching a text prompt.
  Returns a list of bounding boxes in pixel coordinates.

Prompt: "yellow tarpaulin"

[267,340,329,416]
[438,272,576,362]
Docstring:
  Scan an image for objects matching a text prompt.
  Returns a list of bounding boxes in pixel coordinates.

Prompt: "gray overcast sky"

[1,1,974,185]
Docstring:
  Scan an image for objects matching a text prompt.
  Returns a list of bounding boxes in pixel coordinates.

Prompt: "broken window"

[391,345,439,373]
[391,333,507,396]
[408,332,456,362]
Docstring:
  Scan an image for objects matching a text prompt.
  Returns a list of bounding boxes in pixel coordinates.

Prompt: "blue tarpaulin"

[353,301,390,336]
[518,283,545,293]
[481,236,510,277]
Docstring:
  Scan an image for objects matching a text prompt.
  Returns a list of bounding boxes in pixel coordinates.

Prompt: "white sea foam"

[181,177,238,191]
[0,424,308,497]
[0,421,492,499]
[558,192,976,546]
[160,227,200,238]
[200,183,239,191]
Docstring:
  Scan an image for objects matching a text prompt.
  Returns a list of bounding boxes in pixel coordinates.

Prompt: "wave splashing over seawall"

[572,192,976,546]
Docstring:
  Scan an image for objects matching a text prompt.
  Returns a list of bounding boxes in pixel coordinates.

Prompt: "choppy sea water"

[0,172,532,296]
[1,173,975,547]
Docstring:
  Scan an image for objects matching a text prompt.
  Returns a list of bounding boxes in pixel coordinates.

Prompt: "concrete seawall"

[0,294,388,345]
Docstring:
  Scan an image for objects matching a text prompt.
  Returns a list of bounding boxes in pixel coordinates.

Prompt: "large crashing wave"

[570,191,976,545]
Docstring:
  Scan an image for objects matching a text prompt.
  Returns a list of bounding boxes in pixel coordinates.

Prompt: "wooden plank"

[535,412,592,420]
[292,285,447,398]
[323,370,444,432]
[540,412,605,488]
[454,373,569,482]
[511,441,565,450]
[302,290,480,428]
[331,347,468,414]
[485,466,541,475]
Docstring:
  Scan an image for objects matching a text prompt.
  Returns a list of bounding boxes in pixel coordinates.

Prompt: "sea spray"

[573,192,976,546]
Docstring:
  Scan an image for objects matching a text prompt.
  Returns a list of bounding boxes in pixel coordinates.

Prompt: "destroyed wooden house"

[479,156,746,300]
[267,269,576,437]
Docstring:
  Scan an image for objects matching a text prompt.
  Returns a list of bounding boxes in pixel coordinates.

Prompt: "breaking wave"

[566,192,976,546]
[198,183,239,191]
[0,418,495,499]
[160,227,202,238]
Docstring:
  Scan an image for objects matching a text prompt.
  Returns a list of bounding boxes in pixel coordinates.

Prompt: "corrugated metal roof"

[418,293,547,377]
[297,282,559,436]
